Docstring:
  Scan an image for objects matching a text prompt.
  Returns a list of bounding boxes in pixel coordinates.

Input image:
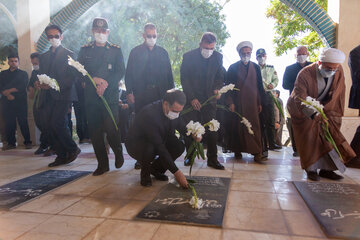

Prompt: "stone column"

[328,0,360,143]
[16,0,50,146]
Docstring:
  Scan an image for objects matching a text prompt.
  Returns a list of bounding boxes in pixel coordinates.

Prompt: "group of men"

[0,17,359,187]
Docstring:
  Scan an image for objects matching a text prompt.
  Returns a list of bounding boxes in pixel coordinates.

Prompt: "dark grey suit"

[180,48,225,161]
[39,45,78,160]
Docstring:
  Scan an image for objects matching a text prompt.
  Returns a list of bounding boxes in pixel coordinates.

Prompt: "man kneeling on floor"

[125,89,199,187]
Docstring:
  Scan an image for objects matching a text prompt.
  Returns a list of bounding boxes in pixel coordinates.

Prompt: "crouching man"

[125,89,199,187]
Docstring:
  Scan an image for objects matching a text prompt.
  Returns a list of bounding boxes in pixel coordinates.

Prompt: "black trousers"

[45,100,78,159]
[33,104,50,149]
[118,107,131,143]
[261,92,276,149]
[286,117,297,153]
[2,100,31,146]
[86,102,122,169]
[126,135,185,176]
[181,104,218,161]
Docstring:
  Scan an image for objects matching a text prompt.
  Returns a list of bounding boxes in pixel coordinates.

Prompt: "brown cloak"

[287,63,355,169]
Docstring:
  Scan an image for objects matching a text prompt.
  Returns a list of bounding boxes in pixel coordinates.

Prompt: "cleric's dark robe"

[225,61,265,155]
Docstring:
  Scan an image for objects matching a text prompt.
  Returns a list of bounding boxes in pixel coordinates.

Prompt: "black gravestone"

[0,170,91,210]
[136,176,230,227]
[294,181,360,239]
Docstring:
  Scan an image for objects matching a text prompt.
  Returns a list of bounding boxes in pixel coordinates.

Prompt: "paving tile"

[152,224,221,240]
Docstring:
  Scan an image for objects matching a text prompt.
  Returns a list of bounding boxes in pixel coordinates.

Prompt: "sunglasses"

[93,28,108,34]
[47,35,60,39]
[146,34,157,39]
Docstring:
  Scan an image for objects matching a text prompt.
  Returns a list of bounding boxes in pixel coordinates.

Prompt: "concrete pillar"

[16,0,50,145]
[328,0,360,143]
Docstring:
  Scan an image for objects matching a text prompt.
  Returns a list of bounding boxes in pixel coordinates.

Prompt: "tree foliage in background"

[0,0,17,68]
[265,0,327,61]
[61,0,229,86]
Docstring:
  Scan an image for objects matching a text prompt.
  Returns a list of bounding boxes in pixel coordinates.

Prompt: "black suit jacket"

[349,45,360,109]
[125,44,174,96]
[180,48,225,104]
[39,45,78,102]
[126,101,186,174]
[282,61,312,95]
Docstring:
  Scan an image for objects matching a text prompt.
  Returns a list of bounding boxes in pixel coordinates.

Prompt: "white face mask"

[257,57,266,65]
[240,55,251,63]
[146,37,157,47]
[297,55,308,64]
[319,65,337,78]
[166,110,180,120]
[33,65,39,71]
[201,48,214,59]
[94,33,108,44]
[49,38,61,48]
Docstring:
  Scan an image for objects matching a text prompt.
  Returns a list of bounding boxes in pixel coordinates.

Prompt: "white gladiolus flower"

[68,56,88,76]
[218,84,235,94]
[207,119,220,132]
[189,196,203,209]
[186,121,205,138]
[241,117,254,135]
[37,74,60,91]
[301,96,324,113]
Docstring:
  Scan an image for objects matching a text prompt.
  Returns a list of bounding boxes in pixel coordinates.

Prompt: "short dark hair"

[45,24,63,35]
[144,23,156,32]
[8,53,19,60]
[30,52,40,59]
[274,90,280,96]
[164,89,186,106]
[200,32,217,44]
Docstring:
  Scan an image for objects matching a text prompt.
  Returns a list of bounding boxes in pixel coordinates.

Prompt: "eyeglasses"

[47,35,60,39]
[146,34,157,39]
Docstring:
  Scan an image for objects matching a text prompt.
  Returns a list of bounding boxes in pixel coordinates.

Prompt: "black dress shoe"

[140,175,152,187]
[307,171,320,181]
[293,152,299,157]
[48,157,66,167]
[115,153,124,169]
[184,158,191,166]
[254,153,267,162]
[35,146,48,155]
[235,152,242,159]
[25,143,33,149]
[150,169,169,181]
[93,167,110,176]
[134,161,141,169]
[2,144,16,151]
[345,157,360,169]
[65,147,81,164]
[319,170,344,180]
[207,160,225,170]
[269,144,282,150]
[44,149,55,156]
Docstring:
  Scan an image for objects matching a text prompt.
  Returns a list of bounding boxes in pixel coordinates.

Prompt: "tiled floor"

[0,144,359,240]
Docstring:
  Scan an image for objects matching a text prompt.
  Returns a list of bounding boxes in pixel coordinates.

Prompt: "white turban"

[236,41,253,53]
[319,48,345,63]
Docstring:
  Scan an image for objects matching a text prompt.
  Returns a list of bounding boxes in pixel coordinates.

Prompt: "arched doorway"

[35,0,336,53]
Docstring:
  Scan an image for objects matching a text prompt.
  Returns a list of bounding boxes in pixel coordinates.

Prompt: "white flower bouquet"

[299,96,342,159]
[37,74,60,91]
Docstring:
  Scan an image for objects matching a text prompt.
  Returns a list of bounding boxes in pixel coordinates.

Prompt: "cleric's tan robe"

[287,63,355,169]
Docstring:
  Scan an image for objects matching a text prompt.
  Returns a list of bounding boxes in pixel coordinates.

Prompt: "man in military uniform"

[125,23,174,170]
[77,18,126,176]
[256,48,281,157]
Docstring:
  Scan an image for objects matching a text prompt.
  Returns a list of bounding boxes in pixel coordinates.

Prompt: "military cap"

[256,48,266,57]
[92,17,109,30]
